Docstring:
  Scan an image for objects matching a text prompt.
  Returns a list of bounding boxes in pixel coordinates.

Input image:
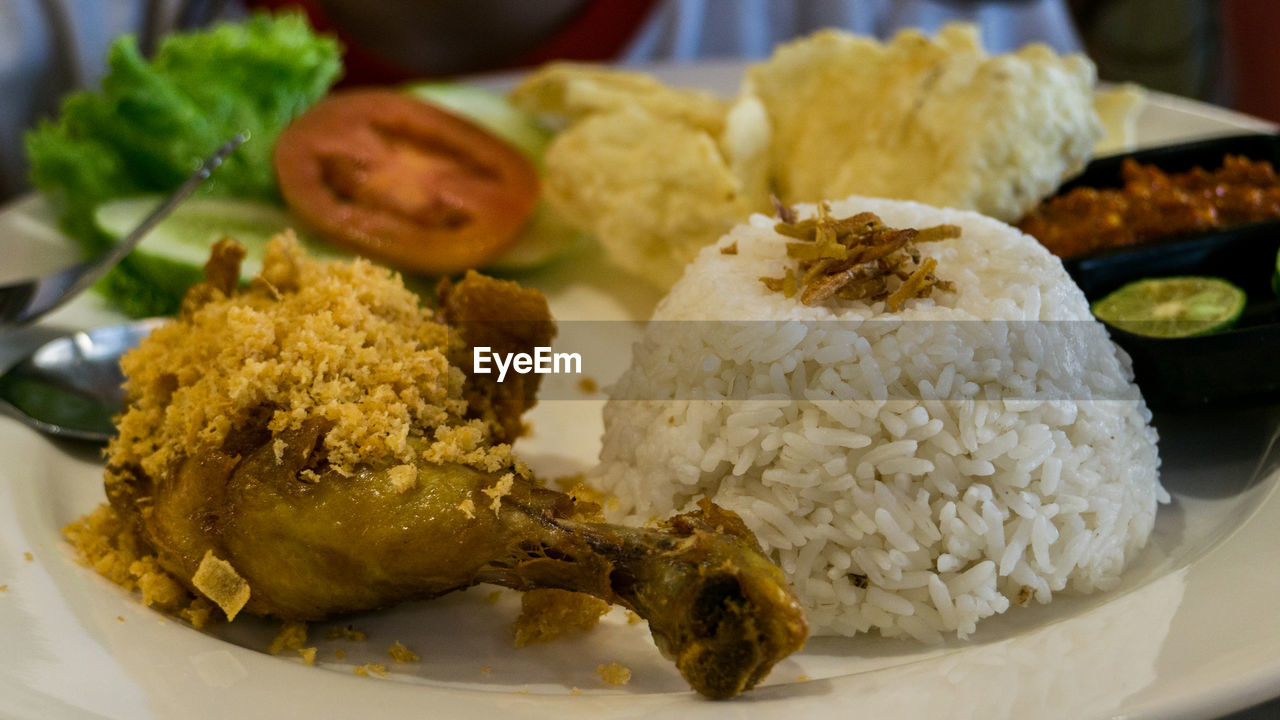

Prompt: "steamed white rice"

[590,196,1166,640]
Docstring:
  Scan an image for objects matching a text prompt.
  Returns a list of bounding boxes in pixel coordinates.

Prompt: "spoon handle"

[63,133,250,304]
[1,133,247,327]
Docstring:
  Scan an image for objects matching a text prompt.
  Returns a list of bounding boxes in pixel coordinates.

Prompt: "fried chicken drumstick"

[101,237,806,699]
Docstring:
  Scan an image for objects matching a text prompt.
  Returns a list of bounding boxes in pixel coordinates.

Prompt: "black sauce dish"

[1053,133,1280,411]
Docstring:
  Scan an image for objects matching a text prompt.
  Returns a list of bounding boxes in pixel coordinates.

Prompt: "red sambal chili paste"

[1017,155,1280,258]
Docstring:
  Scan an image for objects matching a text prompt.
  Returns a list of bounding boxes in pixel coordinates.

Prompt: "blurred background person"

[1,0,1275,203]
[0,0,1086,201]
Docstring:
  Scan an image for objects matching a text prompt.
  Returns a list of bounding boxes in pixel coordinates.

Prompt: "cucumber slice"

[405,82,587,272]
[405,82,552,162]
[484,204,591,274]
[95,196,348,284]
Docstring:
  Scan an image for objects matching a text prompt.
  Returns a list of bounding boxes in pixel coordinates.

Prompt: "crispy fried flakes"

[743,24,1100,223]
[269,620,309,655]
[388,641,420,663]
[595,662,632,686]
[191,550,251,621]
[63,503,218,626]
[762,204,957,310]
[512,588,610,648]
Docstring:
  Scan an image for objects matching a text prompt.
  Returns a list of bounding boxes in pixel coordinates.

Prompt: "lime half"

[1091,276,1246,338]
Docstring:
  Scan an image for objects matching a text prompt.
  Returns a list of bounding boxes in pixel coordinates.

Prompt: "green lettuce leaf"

[25,13,341,315]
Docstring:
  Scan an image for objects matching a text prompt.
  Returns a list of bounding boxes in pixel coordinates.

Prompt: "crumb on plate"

[62,503,215,626]
[595,662,631,686]
[327,625,367,642]
[513,589,610,648]
[353,663,389,678]
[388,642,419,663]
[270,620,309,655]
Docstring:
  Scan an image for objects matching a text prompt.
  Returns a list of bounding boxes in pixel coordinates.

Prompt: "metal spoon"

[0,319,164,442]
[0,133,246,327]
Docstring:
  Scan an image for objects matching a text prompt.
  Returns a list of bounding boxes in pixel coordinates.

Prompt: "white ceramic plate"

[2,68,1280,719]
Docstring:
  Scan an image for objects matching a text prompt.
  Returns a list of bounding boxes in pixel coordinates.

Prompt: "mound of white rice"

[590,196,1166,640]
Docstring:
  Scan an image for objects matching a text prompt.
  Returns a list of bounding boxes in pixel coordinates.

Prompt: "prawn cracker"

[745,23,1101,222]
[542,106,752,286]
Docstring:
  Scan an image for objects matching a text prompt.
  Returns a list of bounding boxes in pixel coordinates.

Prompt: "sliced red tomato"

[274,89,539,274]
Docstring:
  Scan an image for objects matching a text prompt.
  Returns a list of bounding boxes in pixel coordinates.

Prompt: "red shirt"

[246,0,660,84]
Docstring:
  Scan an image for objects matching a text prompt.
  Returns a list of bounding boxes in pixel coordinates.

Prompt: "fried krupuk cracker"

[192,550,251,621]
[541,106,751,286]
[745,23,1100,222]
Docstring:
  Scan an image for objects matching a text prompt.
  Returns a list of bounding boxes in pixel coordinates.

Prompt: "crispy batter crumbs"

[564,481,603,505]
[457,498,476,519]
[387,464,417,493]
[299,648,318,666]
[179,598,216,628]
[23,552,33,562]
[192,550,251,621]
[328,625,367,642]
[134,557,187,609]
[625,611,643,625]
[353,663,389,678]
[481,665,492,674]
[570,687,583,696]
[577,377,599,394]
[760,203,958,310]
[117,616,125,622]
[569,484,608,521]
[0,585,7,592]
[482,473,516,515]
[513,589,611,648]
[1015,586,1034,606]
[72,237,544,632]
[485,590,503,604]
[335,649,346,660]
[270,620,309,655]
[797,675,810,682]
[719,241,738,255]
[595,662,632,686]
[388,642,419,663]
[107,234,507,485]
[551,473,584,492]
[62,504,213,624]
[548,477,607,521]
[422,422,528,477]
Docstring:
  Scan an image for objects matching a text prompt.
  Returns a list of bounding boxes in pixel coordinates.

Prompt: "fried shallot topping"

[761,203,958,311]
